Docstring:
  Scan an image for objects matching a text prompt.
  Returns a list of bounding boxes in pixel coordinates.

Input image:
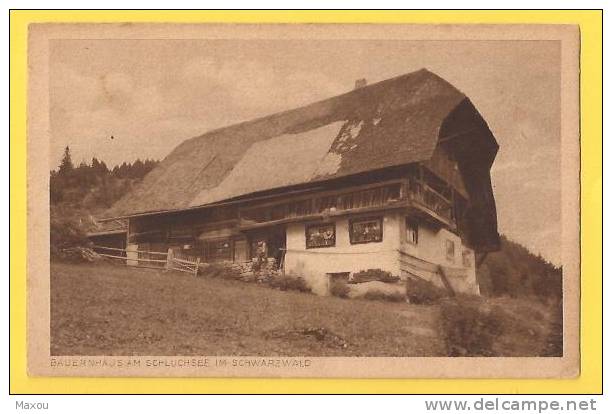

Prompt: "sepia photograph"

[25,23,580,378]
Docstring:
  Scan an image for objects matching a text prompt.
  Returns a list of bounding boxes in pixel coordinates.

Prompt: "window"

[462,250,472,267]
[350,217,383,244]
[306,223,336,248]
[445,240,455,261]
[405,218,418,244]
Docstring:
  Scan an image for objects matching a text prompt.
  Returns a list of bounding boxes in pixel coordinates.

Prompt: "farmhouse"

[99,69,500,295]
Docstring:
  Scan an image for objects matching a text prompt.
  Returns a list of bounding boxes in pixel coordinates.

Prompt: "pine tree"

[91,157,109,177]
[99,160,108,175]
[131,159,144,179]
[58,146,74,175]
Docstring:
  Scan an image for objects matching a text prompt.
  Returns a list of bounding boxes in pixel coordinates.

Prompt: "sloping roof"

[86,218,127,236]
[103,69,472,219]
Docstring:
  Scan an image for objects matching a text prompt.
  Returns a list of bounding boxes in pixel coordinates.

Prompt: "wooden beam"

[239,179,406,211]
[98,185,329,222]
[437,265,456,297]
[92,245,168,256]
[87,229,126,237]
[238,201,411,230]
[408,202,455,230]
[97,253,167,263]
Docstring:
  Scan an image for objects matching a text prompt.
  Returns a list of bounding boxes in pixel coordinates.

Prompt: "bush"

[362,290,405,303]
[198,263,310,293]
[50,214,90,261]
[351,269,400,284]
[439,299,504,356]
[268,274,311,293]
[406,277,448,304]
[329,282,350,298]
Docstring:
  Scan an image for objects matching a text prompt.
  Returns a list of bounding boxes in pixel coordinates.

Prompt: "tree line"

[478,235,562,300]
[50,146,159,209]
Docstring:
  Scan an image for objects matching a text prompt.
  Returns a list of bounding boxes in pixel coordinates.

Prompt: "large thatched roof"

[104,69,493,221]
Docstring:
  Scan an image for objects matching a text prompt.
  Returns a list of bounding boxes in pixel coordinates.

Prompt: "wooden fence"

[91,245,201,276]
[167,248,201,275]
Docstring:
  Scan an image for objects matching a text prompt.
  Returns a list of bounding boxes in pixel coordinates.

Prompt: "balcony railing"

[409,181,453,223]
[237,177,456,229]
[239,181,404,228]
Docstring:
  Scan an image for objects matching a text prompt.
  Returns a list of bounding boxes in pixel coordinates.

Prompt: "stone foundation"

[225,258,281,282]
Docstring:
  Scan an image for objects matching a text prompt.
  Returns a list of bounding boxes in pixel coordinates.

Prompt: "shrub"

[439,299,504,356]
[329,282,350,298]
[405,277,448,304]
[50,214,90,261]
[351,269,400,284]
[268,274,311,293]
[362,290,405,303]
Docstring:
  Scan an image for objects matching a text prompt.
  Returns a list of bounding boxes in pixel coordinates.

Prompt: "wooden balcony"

[407,181,455,228]
[238,180,406,229]
[236,176,457,230]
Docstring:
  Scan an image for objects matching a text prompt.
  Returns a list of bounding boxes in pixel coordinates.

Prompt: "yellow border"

[10,10,602,394]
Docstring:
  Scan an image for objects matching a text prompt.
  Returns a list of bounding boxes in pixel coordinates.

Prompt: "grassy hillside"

[51,262,443,356]
[51,262,561,357]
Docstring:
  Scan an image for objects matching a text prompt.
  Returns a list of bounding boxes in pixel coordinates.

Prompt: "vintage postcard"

[26,23,580,378]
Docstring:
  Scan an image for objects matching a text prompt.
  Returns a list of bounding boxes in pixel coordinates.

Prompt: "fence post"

[194,257,201,276]
[126,244,138,266]
[165,248,174,271]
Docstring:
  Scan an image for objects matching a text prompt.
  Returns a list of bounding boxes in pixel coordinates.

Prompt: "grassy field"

[50,262,561,357]
[51,262,444,356]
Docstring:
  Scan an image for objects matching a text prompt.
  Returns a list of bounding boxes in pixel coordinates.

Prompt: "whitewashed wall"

[400,220,478,294]
[284,213,402,295]
[284,211,479,295]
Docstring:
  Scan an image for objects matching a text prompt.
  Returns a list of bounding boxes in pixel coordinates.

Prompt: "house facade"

[100,69,500,295]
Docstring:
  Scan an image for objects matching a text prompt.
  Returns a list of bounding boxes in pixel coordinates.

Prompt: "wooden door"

[234,238,248,263]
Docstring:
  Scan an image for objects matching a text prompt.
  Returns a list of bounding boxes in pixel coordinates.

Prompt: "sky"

[49,38,561,265]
